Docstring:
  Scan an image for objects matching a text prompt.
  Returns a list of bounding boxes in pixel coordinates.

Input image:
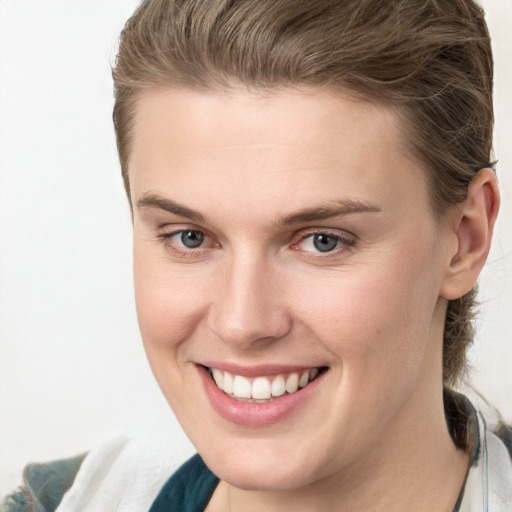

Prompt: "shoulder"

[1,436,181,512]
[148,454,219,512]
[494,421,512,460]
[41,437,195,511]
[452,391,512,510]
[0,453,86,512]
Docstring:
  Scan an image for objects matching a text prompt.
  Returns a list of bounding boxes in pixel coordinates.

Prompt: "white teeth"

[223,372,234,394]
[212,368,224,389]
[271,375,286,397]
[252,377,271,399]
[299,371,309,388]
[285,373,299,394]
[232,375,252,398]
[210,367,321,400]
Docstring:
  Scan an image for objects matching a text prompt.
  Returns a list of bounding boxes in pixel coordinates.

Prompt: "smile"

[209,367,321,402]
[199,364,328,426]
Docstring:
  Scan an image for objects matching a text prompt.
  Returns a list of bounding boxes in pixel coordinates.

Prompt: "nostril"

[206,272,293,348]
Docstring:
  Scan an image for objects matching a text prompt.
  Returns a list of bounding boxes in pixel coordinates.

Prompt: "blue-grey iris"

[181,230,204,248]
[313,234,338,252]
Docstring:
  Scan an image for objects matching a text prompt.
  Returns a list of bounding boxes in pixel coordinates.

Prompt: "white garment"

[56,437,182,512]
[458,412,512,511]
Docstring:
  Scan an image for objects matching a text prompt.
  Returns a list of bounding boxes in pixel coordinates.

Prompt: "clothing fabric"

[147,455,218,512]
[456,411,512,510]
[2,392,511,512]
[1,437,184,512]
[0,454,86,512]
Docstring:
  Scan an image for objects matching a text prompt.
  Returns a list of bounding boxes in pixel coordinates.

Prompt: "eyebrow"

[137,193,381,226]
[275,200,382,227]
[137,194,208,223]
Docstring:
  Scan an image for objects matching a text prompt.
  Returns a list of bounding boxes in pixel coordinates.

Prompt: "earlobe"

[440,167,500,300]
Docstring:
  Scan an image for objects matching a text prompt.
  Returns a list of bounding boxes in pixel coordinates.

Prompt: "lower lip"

[198,366,325,427]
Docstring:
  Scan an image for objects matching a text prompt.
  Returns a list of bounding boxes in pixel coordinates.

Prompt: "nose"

[207,252,293,349]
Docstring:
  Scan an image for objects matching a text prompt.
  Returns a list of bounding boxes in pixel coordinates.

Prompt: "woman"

[2,0,511,510]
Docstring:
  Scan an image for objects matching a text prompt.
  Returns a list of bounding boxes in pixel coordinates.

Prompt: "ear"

[440,167,500,300]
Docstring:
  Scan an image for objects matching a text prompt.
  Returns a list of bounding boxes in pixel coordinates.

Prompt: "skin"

[128,87,498,511]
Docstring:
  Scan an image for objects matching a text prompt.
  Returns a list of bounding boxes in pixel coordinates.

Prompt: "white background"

[0,0,511,499]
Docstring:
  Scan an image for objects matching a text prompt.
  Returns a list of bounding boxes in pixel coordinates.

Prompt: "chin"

[197,435,333,492]
[211,459,318,492]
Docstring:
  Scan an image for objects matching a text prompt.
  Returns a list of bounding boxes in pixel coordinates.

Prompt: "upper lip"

[198,361,325,378]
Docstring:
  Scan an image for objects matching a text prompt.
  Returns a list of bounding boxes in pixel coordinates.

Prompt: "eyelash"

[156,228,356,259]
[291,230,356,259]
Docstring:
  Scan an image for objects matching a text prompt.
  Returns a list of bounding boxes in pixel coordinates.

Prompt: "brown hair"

[113,0,494,385]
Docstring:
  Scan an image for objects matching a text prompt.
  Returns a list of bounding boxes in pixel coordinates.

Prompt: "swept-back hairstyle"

[113,0,494,386]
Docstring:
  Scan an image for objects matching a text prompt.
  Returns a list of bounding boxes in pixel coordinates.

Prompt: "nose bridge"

[208,248,291,348]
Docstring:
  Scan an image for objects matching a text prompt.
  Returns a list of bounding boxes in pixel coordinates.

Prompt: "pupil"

[313,234,338,252]
[181,230,204,248]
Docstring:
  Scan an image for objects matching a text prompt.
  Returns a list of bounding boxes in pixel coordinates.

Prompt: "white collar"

[458,411,512,511]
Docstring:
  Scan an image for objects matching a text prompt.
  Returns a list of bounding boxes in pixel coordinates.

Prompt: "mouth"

[198,363,328,426]
[208,366,323,403]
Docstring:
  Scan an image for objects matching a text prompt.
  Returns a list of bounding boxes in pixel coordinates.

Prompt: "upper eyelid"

[292,228,357,253]
[156,224,215,240]
[294,227,356,241]
[294,232,355,248]
[160,228,213,243]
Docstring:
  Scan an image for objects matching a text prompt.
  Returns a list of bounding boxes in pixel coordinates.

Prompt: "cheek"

[297,252,440,384]
[289,257,442,456]
[133,244,209,356]
[132,246,213,416]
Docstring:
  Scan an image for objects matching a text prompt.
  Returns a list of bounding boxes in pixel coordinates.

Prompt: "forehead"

[128,86,430,218]
[131,86,404,157]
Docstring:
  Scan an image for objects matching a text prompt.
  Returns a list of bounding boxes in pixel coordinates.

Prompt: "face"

[130,87,453,491]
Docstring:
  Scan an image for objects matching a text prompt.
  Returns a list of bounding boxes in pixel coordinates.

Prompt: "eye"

[295,232,354,254]
[158,228,216,254]
[176,230,205,248]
